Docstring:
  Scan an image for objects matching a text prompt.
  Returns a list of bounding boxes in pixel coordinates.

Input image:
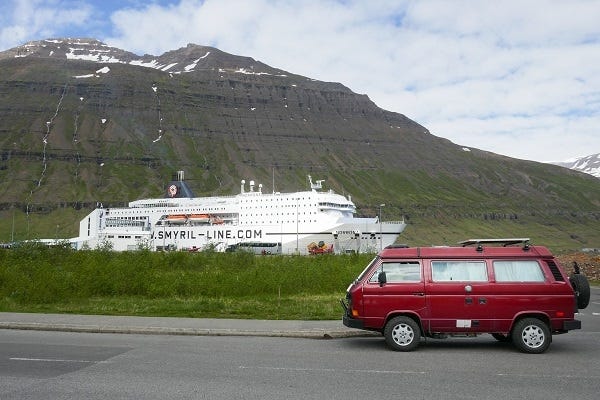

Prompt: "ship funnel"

[165,170,195,198]
[250,180,255,192]
[241,180,246,193]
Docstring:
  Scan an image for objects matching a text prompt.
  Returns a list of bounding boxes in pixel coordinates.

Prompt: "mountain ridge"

[1,37,599,250]
[551,153,600,178]
[3,38,333,85]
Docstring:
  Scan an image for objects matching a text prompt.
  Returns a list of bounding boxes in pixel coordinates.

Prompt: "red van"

[342,238,590,353]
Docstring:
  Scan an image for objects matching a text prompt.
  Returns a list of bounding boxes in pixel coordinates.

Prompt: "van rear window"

[431,261,487,282]
[493,260,545,282]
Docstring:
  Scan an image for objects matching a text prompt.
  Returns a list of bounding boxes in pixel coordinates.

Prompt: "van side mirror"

[378,271,387,287]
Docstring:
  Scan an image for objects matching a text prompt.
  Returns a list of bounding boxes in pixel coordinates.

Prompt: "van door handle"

[413,292,425,297]
[479,297,487,305]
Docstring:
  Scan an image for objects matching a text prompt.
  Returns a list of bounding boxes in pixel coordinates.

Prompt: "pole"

[379,204,385,251]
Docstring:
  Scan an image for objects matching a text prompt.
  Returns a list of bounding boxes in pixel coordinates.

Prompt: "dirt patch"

[557,252,600,282]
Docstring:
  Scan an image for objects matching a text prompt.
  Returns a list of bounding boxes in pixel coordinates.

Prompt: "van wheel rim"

[391,323,414,346]
[521,325,545,348]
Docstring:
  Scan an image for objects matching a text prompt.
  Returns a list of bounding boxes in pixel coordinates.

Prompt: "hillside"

[1,38,599,251]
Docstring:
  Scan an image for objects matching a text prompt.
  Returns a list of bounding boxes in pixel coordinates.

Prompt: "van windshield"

[355,256,379,283]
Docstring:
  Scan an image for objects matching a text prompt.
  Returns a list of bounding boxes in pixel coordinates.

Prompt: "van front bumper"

[341,297,365,329]
[343,314,365,329]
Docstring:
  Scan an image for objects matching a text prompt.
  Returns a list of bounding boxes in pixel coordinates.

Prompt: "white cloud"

[1,0,599,162]
[0,0,95,47]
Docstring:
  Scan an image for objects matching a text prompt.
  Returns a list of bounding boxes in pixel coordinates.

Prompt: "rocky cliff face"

[0,38,599,225]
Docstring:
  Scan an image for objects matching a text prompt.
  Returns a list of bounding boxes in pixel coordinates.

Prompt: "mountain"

[551,153,600,179]
[1,38,599,251]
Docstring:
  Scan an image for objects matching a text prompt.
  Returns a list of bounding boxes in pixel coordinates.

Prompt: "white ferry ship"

[72,172,406,254]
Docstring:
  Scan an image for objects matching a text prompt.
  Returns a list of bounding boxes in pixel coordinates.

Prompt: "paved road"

[1,326,599,400]
[0,287,598,399]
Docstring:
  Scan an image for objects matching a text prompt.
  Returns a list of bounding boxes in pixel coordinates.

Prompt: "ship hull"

[74,218,406,254]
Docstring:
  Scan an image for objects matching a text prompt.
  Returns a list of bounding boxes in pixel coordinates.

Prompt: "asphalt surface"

[0,312,373,339]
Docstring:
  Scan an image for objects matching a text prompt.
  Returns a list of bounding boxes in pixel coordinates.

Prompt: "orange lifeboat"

[166,214,187,224]
[189,214,210,223]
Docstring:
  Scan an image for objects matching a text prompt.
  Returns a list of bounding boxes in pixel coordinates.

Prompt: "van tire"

[569,274,591,309]
[384,316,420,351]
[512,318,551,354]
[491,333,511,342]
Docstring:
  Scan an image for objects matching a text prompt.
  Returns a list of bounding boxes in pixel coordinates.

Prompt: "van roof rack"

[459,238,530,247]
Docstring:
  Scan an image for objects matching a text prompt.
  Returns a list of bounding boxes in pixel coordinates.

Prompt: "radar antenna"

[308,175,324,191]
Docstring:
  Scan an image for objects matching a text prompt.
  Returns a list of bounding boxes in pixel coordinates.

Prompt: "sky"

[1,0,599,163]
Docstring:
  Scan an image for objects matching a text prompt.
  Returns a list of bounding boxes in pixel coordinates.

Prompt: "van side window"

[369,262,421,283]
[431,261,487,282]
[493,260,545,282]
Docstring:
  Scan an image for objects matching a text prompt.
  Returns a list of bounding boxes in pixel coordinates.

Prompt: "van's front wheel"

[512,318,551,354]
[384,316,421,351]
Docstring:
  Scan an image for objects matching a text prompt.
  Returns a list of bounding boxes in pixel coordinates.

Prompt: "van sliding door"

[427,260,492,333]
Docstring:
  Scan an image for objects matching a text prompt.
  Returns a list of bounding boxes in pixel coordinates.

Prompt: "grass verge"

[0,243,371,320]
[0,294,345,320]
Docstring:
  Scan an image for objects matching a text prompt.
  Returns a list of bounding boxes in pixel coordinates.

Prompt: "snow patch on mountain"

[184,52,210,72]
[74,66,110,79]
[551,153,600,178]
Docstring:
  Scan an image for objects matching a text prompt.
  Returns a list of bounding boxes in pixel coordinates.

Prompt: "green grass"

[0,294,344,320]
[0,243,372,320]
[1,243,597,320]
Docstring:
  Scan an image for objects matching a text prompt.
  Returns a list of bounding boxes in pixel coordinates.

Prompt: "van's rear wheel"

[384,316,420,351]
[512,318,551,354]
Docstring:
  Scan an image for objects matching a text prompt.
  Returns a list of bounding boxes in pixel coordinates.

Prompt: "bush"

[0,247,373,318]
